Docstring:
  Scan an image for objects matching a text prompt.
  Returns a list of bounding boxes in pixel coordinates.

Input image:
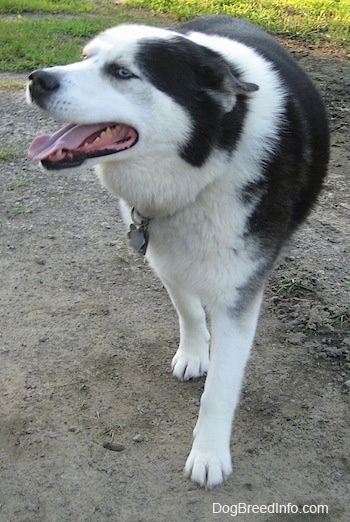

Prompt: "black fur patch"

[245,94,328,258]
[240,179,267,206]
[136,37,249,167]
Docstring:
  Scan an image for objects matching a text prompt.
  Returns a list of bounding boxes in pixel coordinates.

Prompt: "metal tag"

[128,224,149,255]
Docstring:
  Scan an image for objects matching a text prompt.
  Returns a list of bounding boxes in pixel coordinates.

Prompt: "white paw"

[171,347,209,381]
[184,446,233,489]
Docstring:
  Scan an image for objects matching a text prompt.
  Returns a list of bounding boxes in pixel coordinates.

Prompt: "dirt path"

[0,44,349,522]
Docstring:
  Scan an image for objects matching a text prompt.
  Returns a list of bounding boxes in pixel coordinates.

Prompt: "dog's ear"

[220,71,259,112]
[195,46,259,113]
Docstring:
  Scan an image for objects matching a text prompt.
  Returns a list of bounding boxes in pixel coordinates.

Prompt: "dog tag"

[128,224,149,255]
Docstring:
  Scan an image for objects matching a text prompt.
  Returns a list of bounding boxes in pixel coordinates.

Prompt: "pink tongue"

[28,122,112,161]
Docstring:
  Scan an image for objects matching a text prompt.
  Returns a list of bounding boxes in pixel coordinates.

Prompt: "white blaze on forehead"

[84,24,179,56]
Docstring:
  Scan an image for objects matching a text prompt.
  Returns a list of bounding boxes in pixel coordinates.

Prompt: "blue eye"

[117,67,132,79]
[114,66,135,79]
[105,63,137,81]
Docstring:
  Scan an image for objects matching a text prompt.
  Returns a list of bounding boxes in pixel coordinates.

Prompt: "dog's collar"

[127,207,151,255]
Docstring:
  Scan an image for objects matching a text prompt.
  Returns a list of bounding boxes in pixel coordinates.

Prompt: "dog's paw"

[171,347,209,381]
[184,446,233,489]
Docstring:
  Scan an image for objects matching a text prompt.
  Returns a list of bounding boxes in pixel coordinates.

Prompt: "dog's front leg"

[164,283,210,380]
[185,288,264,489]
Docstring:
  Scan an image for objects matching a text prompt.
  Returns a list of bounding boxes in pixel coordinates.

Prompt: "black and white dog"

[27,16,329,488]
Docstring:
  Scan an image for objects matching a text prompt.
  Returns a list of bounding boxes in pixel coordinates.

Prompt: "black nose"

[29,70,60,102]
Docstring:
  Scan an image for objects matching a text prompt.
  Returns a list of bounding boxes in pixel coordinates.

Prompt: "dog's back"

[180,16,329,246]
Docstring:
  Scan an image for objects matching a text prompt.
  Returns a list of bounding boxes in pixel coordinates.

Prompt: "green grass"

[0,1,168,71]
[278,276,317,297]
[10,176,33,187]
[0,0,102,14]
[0,0,348,72]
[0,147,22,161]
[0,78,26,90]
[7,205,33,218]
[331,307,350,328]
[125,0,350,46]
[0,18,115,71]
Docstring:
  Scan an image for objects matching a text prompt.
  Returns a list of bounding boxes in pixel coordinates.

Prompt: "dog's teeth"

[95,125,121,143]
[101,127,112,138]
[103,126,120,138]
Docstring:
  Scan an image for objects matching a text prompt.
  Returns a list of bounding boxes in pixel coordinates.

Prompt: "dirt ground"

[0,41,349,522]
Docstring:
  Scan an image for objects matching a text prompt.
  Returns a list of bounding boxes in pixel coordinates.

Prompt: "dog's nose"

[28,70,60,101]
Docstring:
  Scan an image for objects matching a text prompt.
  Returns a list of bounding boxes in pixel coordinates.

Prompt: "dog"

[27,15,329,489]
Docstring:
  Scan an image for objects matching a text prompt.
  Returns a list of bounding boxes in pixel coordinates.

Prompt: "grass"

[278,276,317,297]
[331,307,350,328]
[0,0,99,14]
[0,0,348,72]
[0,147,22,161]
[117,253,132,264]
[0,4,166,71]
[332,281,350,328]
[0,78,26,90]
[125,0,350,46]
[7,205,32,218]
[0,18,114,71]
[10,176,33,187]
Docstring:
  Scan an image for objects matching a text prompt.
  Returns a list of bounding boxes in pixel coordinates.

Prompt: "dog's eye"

[117,67,134,79]
[104,63,137,81]
[107,64,135,80]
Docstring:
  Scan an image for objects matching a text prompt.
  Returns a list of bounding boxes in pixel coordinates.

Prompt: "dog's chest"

[145,201,260,305]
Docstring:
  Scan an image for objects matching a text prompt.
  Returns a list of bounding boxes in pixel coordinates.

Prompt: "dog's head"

[27,24,258,172]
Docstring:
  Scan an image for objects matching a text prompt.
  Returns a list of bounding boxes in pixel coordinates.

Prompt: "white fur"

[28,24,288,488]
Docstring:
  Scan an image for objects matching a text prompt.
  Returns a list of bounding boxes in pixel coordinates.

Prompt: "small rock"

[103,441,125,452]
[344,380,350,388]
[132,434,144,443]
[34,256,46,265]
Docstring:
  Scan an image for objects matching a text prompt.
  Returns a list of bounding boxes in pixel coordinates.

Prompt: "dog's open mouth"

[28,122,138,169]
